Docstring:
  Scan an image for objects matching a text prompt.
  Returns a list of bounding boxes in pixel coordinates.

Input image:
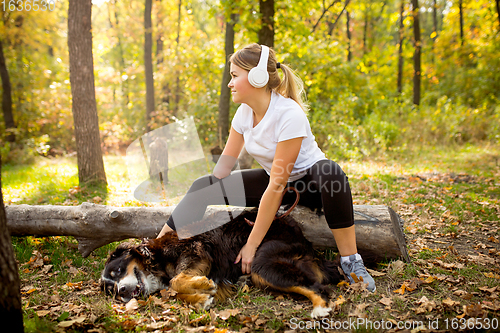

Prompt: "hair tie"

[276,62,281,69]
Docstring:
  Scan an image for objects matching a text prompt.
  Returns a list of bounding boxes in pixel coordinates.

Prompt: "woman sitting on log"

[157,43,375,292]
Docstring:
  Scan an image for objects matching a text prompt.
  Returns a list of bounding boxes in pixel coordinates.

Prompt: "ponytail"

[274,63,308,112]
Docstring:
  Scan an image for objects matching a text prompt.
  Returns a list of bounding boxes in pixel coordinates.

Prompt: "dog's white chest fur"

[143,273,167,294]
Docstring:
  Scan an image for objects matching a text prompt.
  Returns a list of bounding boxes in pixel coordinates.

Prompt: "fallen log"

[6,203,409,261]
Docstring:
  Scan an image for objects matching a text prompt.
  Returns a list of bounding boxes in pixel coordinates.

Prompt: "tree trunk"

[496,0,500,32]
[155,1,171,107]
[346,10,352,62]
[0,156,24,333]
[258,0,274,48]
[238,147,254,169]
[459,0,464,46]
[239,0,276,169]
[397,0,404,94]
[362,5,370,56]
[109,0,130,107]
[431,0,438,63]
[432,0,438,39]
[411,0,421,106]
[68,0,108,185]
[0,39,16,143]
[173,0,182,116]
[144,0,155,130]
[156,0,164,67]
[6,204,409,262]
[218,13,237,146]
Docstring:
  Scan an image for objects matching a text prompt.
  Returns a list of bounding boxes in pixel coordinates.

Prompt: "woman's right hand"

[234,242,258,274]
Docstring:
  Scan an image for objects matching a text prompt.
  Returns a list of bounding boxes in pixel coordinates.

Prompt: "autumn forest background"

[1,0,500,332]
[1,0,499,166]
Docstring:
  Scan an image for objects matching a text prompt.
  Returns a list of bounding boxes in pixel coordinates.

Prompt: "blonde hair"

[229,43,308,111]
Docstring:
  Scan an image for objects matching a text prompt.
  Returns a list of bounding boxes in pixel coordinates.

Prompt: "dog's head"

[101,242,167,303]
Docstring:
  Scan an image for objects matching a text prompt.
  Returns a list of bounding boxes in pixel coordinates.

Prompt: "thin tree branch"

[327,0,350,35]
[312,0,340,33]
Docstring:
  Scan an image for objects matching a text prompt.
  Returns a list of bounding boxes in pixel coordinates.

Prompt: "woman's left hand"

[234,243,258,274]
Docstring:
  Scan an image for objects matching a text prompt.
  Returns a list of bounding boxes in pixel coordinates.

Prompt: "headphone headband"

[256,45,269,71]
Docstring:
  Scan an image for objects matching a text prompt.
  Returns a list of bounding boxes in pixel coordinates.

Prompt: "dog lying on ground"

[101,194,354,318]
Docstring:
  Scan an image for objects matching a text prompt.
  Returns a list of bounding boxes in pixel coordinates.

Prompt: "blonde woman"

[157,44,375,292]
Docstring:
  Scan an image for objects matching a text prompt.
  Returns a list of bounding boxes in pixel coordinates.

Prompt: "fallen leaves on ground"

[17,168,500,332]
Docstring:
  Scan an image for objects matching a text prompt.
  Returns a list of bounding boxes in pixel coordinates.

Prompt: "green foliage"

[0,0,499,163]
[23,310,57,333]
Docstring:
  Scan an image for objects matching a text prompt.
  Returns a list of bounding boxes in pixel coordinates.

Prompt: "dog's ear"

[107,242,133,263]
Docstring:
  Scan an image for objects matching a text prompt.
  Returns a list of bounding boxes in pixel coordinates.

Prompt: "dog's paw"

[204,278,217,295]
[191,276,217,294]
[201,295,214,310]
[311,306,332,319]
[193,293,214,310]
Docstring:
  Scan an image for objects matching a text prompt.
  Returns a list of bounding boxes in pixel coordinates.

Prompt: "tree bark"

[218,13,237,146]
[0,39,16,143]
[156,0,164,66]
[144,0,155,130]
[109,0,129,107]
[496,0,500,32]
[459,0,464,46]
[0,156,24,333]
[346,10,352,62]
[411,0,421,106]
[6,204,409,262]
[68,0,108,185]
[237,147,254,169]
[362,4,370,56]
[431,0,438,63]
[173,0,182,116]
[239,0,276,169]
[397,0,404,94]
[258,0,274,48]
[155,1,171,107]
[432,0,438,39]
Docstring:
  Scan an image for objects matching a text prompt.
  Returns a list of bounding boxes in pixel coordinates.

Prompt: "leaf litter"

[16,167,500,332]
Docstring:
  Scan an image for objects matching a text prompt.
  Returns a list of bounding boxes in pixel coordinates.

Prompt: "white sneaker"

[341,254,376,292]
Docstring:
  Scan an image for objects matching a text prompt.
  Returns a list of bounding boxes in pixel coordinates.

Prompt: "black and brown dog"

[101,192,347,318]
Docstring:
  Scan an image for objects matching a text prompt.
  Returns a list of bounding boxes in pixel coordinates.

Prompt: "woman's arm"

[213,127,245,179]
[235,136,303,273]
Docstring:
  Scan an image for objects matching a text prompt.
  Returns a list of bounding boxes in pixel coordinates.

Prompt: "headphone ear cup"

[248,67,269,88]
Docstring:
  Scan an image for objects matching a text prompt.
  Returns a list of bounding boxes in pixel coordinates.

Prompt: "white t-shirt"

[231,92,326,181]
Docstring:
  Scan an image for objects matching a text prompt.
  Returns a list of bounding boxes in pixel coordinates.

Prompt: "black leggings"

[166,159,354,231]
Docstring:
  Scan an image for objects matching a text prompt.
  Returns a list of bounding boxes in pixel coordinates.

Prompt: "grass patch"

[4,143,500,332]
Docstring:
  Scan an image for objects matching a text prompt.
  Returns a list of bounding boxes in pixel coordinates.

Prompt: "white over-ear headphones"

[247,45,270,88]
